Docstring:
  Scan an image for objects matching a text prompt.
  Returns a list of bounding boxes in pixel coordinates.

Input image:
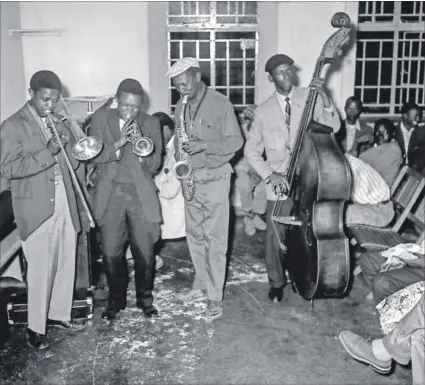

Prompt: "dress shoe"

[206,300,223,322]
[101,307,121,320]
[339,331,392,374]
[46,319,86,331]
[27,329,49,350]
[155,255,165,271]
[252,214,267,231]
[137,304,158,318]
[268,287,284,302]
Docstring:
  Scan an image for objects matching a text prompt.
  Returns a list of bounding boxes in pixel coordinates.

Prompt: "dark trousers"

[359,251,424,305]
[265,199,293,289]
[97,183,160,310]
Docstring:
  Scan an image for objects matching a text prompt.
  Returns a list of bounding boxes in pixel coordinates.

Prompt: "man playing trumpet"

[0,70,86,350]
[88,79,163,320]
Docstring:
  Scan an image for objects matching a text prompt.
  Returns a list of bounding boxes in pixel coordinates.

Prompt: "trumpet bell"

[72,136,103,161]
[133,137,154,157]
[173,160,192,180]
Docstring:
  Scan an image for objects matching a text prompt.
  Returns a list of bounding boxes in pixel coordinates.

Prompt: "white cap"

[165,57,200,78]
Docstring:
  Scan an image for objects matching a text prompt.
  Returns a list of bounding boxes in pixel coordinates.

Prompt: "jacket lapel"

[19,104,48,149]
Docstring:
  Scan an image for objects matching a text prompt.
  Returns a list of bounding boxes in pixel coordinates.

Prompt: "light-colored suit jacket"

[244,87,340,200]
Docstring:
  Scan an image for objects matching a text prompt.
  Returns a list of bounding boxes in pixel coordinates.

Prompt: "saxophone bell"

[173,160,192,180]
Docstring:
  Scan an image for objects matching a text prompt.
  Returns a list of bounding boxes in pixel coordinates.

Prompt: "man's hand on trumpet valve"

[182,137,207,155]
[46,132,69,155]
[114,120,134,151]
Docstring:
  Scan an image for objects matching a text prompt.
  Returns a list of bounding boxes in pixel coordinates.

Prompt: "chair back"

[391,166,425,243]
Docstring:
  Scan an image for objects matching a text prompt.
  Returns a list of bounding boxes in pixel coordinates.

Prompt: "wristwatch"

[265,175,271,185]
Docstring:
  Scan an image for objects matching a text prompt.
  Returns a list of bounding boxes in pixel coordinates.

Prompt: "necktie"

[285,97,291,129]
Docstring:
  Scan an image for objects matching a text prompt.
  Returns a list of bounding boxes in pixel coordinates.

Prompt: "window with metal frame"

[355,1,424,116]
[167,1,259,115]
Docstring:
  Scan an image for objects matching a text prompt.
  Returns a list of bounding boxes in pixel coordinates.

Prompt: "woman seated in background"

[345,119,402,228]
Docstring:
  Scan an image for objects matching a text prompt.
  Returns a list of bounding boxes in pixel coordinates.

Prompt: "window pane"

[215,61,227,86]
[169,2,181,15]
[246,61,256,86]
[216,88,228,97]
[216,41,227,59]
[379,88,391,104]
[183,41,196,57]
[355,61,363,86]
[229,88,243,105]
[246,88,255,105]
[229,41,243,58]
[199,42,210,59]
[380,61,392,86]
[229,61,243,86]
[198,1,210,15]
[171,89,180,105]
[365,41,380,58]
[364,61,379,85]
[382,41,393,58]
[363,88,377,104]
[199,61,211,86]
[217,1,228,15]
[170,42,180,59]
[245,1,257,15]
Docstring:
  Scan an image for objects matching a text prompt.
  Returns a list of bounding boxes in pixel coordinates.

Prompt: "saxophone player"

[166,57,243,321]
[88,79,163,320]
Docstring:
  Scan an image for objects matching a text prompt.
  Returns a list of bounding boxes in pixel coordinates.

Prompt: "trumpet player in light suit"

[166,57,243,321]
[88,79,163,321]
[0,70,86,350]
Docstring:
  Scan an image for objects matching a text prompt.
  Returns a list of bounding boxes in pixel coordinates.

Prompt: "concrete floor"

[0,217,411,385]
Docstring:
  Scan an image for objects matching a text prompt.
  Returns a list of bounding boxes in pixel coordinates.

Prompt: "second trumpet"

[126,119,154,157]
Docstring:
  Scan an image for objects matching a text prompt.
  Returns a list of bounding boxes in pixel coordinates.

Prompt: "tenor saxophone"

[173,95,196,201]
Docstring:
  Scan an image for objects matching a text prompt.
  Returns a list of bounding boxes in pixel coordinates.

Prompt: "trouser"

[265,199,293,289]
[185,170,231,302]
[21,180,77,335]
[97,183,160,309]
[383,295,424,385]
[234,169,267,215]
[359,252,424,304]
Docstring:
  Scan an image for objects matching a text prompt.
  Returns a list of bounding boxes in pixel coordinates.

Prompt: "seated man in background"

[359,118,403,187]
[234,105,267,236]
[153,111,186,257]
[395,102,425,173]
[339,294,424,385]
[336,96,373,157]
[359,244,424,305]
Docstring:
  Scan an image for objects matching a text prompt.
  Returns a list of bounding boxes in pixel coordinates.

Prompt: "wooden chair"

[348,166,425,250]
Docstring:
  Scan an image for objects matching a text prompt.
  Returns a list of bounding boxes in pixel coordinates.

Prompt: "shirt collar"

[345,119,361,130]
[275,88,294,103]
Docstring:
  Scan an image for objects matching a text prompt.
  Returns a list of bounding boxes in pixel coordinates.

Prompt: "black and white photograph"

[0,1,424,384]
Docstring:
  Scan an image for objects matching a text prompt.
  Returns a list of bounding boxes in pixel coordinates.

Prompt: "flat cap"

[165,57,200,78]
[265,54,294,73]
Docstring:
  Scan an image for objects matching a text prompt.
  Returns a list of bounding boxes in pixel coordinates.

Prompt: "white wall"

[0,2,26,123]
[275,1,358,114]
[19,1,150,102]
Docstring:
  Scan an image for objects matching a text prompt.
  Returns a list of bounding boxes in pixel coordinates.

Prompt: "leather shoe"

[27,329,49,350]
[101,308,120,320]
[46,319,86,331]
[137,304,158,318]
[339,331,392,374]
[268,287,284,302]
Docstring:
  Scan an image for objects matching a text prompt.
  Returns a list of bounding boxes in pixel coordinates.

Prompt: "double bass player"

[244,54,340,302]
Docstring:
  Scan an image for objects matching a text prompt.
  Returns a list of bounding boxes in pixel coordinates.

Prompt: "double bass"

[271,13,352,300]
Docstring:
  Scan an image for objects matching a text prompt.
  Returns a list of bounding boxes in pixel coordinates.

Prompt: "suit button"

[50,198,54,202]
[111,179,115,183]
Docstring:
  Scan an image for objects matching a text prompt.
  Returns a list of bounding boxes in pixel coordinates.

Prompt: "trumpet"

[46,113,96,228]
[124,118,154,157]
[60,95,103,161]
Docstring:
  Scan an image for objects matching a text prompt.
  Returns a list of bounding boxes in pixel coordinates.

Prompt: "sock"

[372,338,392,361]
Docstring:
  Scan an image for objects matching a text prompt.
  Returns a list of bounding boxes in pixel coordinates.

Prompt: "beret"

[117,78,144,97]
[30,70,62,91]
[265,54,294,73]
[166,57,200,78]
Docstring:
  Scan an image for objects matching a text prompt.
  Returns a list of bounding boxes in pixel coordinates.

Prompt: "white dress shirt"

[345,120,361,152]
[400,122,413,158]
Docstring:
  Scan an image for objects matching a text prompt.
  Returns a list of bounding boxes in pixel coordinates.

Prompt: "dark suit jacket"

[88,109,163,223]
[0,103,81,240]
[394,123,425,173]
[336,119,373,157]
